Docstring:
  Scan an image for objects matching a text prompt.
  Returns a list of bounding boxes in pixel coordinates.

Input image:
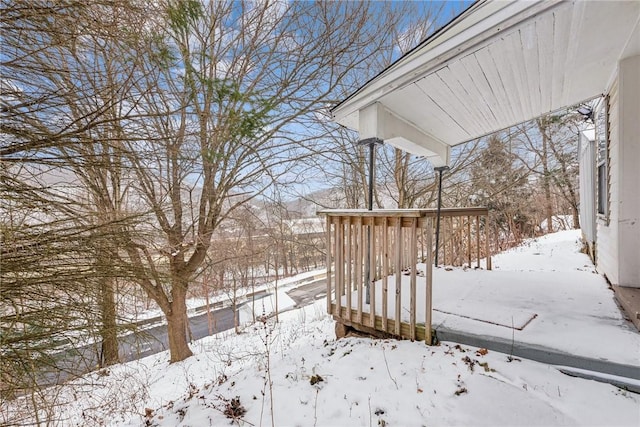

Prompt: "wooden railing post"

[425,217,433,344]
[326,216,332,315]
[369,217,376,328]
[336,217,343,317]
[394,218,402,336]
[356,217,363,325]
[467,216,472,267]
[409,217,417,341]
[346,217,352,319]
[382,217,389,332]
[476,215,481,268]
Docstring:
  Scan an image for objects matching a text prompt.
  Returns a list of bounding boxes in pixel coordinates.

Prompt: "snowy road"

[285,278,327,306]
[40,307,238,387]
[40,279,328,387]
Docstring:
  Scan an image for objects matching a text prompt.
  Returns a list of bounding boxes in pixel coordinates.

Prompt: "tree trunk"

[553,145,581,230]
[538,119,554,232]
[165,281,193,363]
[395,148,406,208]
[274,253,280,323]
[281,244,289,276]
[99,278,119,366]
[233,277,239,334]
[204,271,213,335]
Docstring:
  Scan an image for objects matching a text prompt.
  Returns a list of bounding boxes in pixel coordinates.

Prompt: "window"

[597,162,607,215]
[595,97,609,219]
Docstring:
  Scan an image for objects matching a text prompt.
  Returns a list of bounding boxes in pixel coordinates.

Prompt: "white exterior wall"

[578,130,596,258]
[596,55,640,288]
[617,55,640,288]
[596,81,619,284]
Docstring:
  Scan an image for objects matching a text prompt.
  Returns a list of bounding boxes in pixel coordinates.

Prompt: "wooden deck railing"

[319,208,491,344]
[435,208,493,270]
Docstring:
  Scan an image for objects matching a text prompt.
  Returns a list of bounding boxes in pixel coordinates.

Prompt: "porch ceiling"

[332,0,640,166]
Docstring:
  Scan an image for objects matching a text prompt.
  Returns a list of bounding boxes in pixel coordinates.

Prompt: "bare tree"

[104,0,441,362]
[514,114,581,232]
[467,134,534,247]
[1,1,149,412]
[305,2,472,210]
[2,0,483,371]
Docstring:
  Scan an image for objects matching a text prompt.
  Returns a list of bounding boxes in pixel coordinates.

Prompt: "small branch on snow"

[382,347,399,390]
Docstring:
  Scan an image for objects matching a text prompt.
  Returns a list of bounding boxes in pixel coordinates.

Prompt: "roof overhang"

[332,0,640,166]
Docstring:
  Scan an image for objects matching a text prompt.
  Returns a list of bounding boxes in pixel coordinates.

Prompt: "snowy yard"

[5,230,640,426]
[347,229,640,367]
[43,308,640,426]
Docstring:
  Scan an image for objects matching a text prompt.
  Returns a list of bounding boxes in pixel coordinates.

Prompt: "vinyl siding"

[617,55,640,288]
[596,55,640,288]
[578,131,596,261]
[596,81,618,284]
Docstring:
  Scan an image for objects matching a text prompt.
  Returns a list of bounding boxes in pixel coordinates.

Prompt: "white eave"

[332,0,640,166]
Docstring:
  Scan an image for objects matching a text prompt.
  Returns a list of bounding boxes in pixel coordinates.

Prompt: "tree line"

[2,0,463,415]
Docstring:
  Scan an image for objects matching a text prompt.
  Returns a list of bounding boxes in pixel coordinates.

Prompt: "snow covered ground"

[352,229,640,367]
[5,230,640,426]
[448,230,639,366]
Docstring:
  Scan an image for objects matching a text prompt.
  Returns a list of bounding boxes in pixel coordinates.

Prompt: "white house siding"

[596,55,640,289]
[617,55,640,288]
[596,81,619,285]
[578,130,596,260]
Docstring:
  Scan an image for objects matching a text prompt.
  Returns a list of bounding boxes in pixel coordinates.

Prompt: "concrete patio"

[429,230,640,386]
